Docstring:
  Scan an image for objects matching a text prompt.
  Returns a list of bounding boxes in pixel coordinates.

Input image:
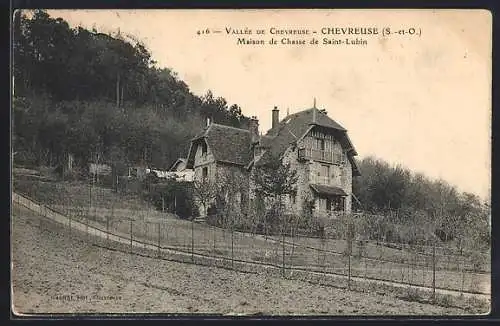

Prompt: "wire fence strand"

[12,189,490,299]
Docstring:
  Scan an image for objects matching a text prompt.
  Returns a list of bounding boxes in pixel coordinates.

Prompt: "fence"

[12,187,490,301]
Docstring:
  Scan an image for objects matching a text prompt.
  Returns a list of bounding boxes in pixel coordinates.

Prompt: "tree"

[192,175,219,218]
[13,10,251,172]
[253,154,298,235]
[215,169,248,229]
[148,179,196,219]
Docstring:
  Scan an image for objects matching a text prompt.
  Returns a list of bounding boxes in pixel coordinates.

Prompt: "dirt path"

[12,204,479,315]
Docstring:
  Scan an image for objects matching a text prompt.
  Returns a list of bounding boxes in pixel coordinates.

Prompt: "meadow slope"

[12,204,473,315]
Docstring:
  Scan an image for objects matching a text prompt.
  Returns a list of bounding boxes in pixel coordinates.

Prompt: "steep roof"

[258,135,274,149]
[266,107,346,137]
[186,108,360,176]
[310,184,347,197]
[187,123,253,167]
[168,158,187,171]
[256,108,359,170]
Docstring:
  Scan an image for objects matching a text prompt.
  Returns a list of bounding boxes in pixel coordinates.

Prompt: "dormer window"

[201,142,208,156]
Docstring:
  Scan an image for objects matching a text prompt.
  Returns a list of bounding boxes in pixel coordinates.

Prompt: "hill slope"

[12,203,474,315]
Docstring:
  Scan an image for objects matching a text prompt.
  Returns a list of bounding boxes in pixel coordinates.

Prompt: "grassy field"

[12,204,487,315]
[12,174,490,296]
[267,234,490,273]
[13,173,154,211]
[26,203,489,296]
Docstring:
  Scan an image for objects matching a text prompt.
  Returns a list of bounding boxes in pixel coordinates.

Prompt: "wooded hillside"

[13,10,249,170]
[353,156,490,248]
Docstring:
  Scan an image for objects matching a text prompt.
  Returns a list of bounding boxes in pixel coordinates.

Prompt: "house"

[185,105,360,219]
[169,158,188,172]
[146,168,170,179]
[168,158,195,181]
[167,170,194,182]
[132,163,195,182]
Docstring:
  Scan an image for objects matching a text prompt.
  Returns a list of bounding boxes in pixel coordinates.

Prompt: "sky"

[45,9,491,200]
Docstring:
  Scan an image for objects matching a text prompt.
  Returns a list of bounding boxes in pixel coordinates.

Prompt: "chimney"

[312,107,317,124]
[272,106,279,129]
[249,116,259,144]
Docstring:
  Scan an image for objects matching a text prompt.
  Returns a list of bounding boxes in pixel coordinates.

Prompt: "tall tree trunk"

[121,83,124,111]
[116,72,120,108]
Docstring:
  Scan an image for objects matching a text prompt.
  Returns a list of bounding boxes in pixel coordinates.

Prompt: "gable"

[266,107,346,138]
[169,158,187,172]
[187,123,253,167]
[255,108,360,176]
[184,107,360,176]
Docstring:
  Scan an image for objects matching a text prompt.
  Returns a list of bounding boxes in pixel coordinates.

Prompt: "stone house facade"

[185,106,360,219]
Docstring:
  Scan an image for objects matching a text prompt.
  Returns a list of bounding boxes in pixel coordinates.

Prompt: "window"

[321,164,330,184]
[290,193,296,205]
[202,167,208,180]
[321,165,330,177]
[326,198,332,212]
[201,142,208,156]
[332,196,345,211]
[319,198,327,211]
[320,139,325,151]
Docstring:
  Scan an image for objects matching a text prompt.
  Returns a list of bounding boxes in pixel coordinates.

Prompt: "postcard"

[11,9,491,316]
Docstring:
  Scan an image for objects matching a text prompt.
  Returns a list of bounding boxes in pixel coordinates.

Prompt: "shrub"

[12,144,40,168]
[147,179,197,219]
[117,176,142,194]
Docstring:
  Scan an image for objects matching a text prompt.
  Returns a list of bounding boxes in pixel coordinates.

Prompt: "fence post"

[461,258,465,296]
[144,221,147,249]
[191,218,194,262]
[106,215,109,242]
[323,238,327,279]
[348,253,351,290]
[130,219,133,253]
[290,226,295,269]
[165,219,168,243]
[86,213,89,241]
[347,220,353,290]
[232,227,235,270]
[68,212,72,239]
[265,220,268,240]
[318,246,321,268]
[158,222,161,257]
[213,224,216,251]
[422,255,425,287]
[407,250,411,288]
[282,226,285,276]
[432,241,436,300]
[89,174,92,223]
